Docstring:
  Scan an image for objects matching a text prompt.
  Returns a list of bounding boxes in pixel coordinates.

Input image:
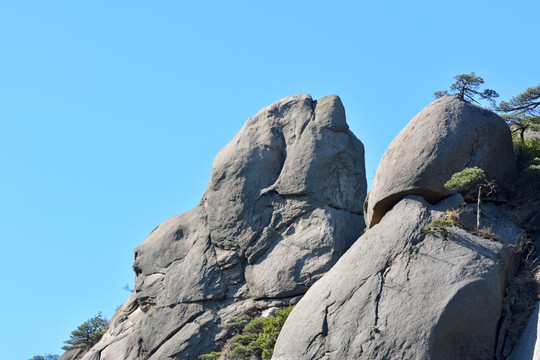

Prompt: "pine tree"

[497,85,540,141]
[434,72,499,106]
[62,312,108,350]
[444,167,495,228]
[29,355,59,360]
[497,85,540,115]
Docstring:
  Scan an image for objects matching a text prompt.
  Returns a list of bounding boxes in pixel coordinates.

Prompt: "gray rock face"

[273,195,518,360]
[364,95,517,228]
[456,203,526,245]
[75,94,366,360]
[58,347,85,360]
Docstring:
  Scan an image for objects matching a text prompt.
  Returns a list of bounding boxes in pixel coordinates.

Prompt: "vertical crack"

[374,272,384,327]
[374,259,392,328]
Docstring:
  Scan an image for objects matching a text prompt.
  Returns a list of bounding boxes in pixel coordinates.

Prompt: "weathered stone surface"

[133,204,226,309]
[80,294,143,360]
[202,94,366,301]
[245,207,362,299]
[456,203,526,245]
[274,195,517,360]
[74,94,366,360]
[58,347,86,360]
[364,95,517,228]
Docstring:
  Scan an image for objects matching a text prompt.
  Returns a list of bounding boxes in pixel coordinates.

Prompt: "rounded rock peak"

[364,95,517,228]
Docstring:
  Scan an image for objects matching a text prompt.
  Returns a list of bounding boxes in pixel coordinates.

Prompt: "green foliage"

[198,352,222,360]
[231,334,259,345]
[228,344,255,359]
[497,85,540,142]
[218,314,252,330]
[513,138,540,194]
[514,138,540,171]
[29,355,59,360]
[501,113,540,142]
[497,84,540,116]
[428,219,453,228]
[243,316,266,335]
[434,72,499,106]
[62,312,108,351]
[444,166,486,191]
[227,306,295,360]
[422,218,453,235]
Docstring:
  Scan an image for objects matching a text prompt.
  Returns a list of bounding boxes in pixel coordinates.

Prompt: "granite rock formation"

[65,94,367,360]
[59,94,538,360]
[273,96,525,360]
[364,95,517,228]
[273,195,520,359]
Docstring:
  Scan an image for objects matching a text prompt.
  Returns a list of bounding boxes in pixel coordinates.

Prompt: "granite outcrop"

[65,94,367,360]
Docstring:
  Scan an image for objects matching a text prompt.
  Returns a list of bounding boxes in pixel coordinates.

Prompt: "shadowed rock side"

[67,94,366,360]
[364,95,517,228]
[273,195,519,360]
[509,302,540,359]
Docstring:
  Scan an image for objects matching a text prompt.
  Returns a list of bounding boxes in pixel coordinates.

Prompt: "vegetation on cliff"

[200,306,294,360]
[61,312,108,351]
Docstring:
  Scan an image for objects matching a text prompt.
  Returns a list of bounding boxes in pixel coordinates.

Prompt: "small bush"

[199,352,221,360]
[422,218,454,234]
[513,138,540,200]
[219,314,252,330]
[428,219,453,228]
[444,167,486,191]
[243,316,267,335]
[231,334,258,345]
[514,138,540,171]
[228,306,294,360]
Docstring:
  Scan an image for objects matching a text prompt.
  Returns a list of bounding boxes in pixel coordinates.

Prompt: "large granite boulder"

[273,195,519,360]
[72,94,366,360]
[364,95,517,228]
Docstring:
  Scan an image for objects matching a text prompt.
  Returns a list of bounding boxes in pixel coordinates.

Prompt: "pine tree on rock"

[434,72,499,106]
[62,312,108,351]
[444,167,495,228]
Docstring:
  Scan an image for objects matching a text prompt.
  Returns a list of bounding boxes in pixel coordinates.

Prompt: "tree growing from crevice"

[200,306,294,360]
[444,167,495,228]
[434,72,499,106]
[62,312,108,351]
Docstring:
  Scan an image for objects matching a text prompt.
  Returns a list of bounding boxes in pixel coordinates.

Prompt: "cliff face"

[67,94,367,360]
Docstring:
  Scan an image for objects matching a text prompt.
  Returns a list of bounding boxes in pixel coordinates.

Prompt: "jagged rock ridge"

[65,94,367,360]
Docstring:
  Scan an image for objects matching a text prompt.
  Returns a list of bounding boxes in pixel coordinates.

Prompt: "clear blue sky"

[1,1,539,359]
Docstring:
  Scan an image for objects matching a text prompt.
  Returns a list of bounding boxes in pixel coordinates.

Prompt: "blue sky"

[1,1,539,358]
